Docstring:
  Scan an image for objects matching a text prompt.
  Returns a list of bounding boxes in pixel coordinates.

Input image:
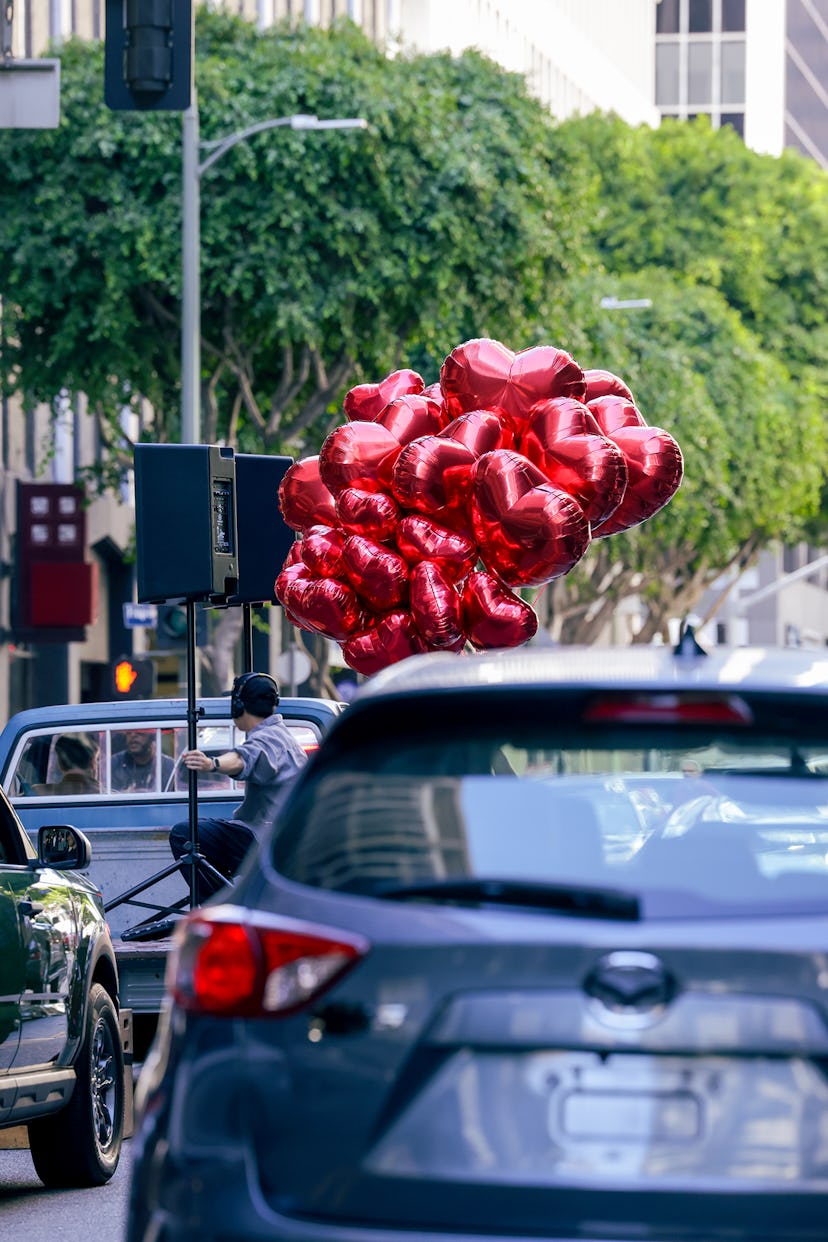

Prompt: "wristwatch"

[212,756,221,772]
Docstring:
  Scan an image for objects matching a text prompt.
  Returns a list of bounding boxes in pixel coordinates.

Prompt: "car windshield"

[273,706,828,918]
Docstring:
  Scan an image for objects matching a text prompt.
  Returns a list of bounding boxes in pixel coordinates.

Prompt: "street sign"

[123,602,158,629]
[0,60,61,129]
[275,646,312,689]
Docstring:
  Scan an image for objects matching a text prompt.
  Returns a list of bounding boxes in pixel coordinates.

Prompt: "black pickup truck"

[0,695,343,1056]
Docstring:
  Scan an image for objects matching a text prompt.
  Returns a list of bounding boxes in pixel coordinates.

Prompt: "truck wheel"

[28,983,125,1188]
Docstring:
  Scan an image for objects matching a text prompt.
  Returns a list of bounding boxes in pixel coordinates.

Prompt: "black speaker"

[226,453,295,606]
[134,444,239,604]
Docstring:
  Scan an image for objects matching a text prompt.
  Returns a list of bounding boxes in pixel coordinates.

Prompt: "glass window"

[656,0,680,34]
[274,701,828,916]
[13,731,104,797]
[722,0,746,32]
[688,40,713,105]
[689,0,713,32]
[656,42,681,106]
[721,40,745,104]
[720,112,744,137]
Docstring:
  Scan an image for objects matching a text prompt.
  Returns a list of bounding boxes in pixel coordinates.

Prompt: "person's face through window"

[124,730,156,765]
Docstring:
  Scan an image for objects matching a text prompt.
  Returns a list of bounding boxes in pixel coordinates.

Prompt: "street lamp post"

[180,102,368,445]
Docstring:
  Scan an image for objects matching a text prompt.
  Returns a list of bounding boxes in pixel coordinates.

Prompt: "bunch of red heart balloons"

[276,337,684,675]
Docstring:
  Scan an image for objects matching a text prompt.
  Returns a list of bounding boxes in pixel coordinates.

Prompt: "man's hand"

[181,749,214,773]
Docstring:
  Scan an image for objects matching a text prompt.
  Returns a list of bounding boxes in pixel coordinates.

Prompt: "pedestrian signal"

[111,657,156,700]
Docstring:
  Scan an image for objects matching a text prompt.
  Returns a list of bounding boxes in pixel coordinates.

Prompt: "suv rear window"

[273,692,828,918]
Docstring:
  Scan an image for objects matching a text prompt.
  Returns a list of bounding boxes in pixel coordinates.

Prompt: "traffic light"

[104,0,193,112]
[111,656,156,700]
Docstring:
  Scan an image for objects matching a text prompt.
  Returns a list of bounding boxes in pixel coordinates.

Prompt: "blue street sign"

[123,602,158,629]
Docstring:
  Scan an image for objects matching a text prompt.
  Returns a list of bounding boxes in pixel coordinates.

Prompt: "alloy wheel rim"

[91,1016,117,1151]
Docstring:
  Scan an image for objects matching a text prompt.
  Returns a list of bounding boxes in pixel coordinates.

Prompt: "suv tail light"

[168,906,369,1017]
[582,693,753,725]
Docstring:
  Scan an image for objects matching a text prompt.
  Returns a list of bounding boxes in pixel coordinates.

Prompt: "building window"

[656,42,681,106]
[720,40,745,104]
[721,112,744,136]
[688,41,713,104]
[716,621,728,645]
[721,0,745,32]
[655,0,746,135]
[657,0,680,34]
[689,0,713,33]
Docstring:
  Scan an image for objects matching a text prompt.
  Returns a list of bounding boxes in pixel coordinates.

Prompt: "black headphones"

[230,671,280,719]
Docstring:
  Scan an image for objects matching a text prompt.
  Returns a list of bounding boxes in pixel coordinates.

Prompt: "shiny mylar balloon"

[378,393,447,444]
[587,395,684,536]
[335,488,399,542]
[441,409,515,456]
[586,393,646,435]
[274,557,313,609]
[472,450,590,587]
[440,338,586,426]
[342,610,427,676]
[396,514,478,582]
[280,575,369,643]
[278,456,337,532]
[591,426,684,537]
[410,561,465,650]
[319,422,401,497]
[461,571,538,649]
[341,535,410,611]
[302,526,347,579]
[583,368,635,404]
[391,435,477,517]
[344,368,424,421]
[521,397,628,527]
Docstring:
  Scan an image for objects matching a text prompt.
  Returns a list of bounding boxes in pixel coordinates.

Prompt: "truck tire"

[28,983,125,1188]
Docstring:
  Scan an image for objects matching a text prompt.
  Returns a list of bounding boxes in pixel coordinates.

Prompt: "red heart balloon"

[274,557,313,609]
[587,394,646,435]
[302,526,347,579]
[410,561,465,650]
[391,435,477,517]
[335,487,400,541]
[282,575,369,643]
[505,345,586,422]
[583,368,635,404]
[440,338,585,426]
[278,456,337,532]
[283,540,304,567]
[396,514,478,582]
[521,398,628,527]
[344,368,424,421]
[591,426,684,537]
[377,393,447,444]
[441,409,515,456]
[341,534,410,611]
[472,450,590,587]
[440,338,516,419]
[343,610,427,675]
[319,422,401,497]
[461,571,538,649]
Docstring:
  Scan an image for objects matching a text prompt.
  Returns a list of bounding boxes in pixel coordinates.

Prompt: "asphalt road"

[0,1131,134,1241]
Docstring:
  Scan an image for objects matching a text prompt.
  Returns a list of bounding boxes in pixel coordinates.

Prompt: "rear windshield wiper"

[374,877,640,921]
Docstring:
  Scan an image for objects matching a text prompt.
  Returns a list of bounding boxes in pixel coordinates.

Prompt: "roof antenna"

[673,615,708,658]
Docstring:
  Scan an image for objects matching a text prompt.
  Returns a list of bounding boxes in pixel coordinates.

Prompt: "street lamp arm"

[198,113,368,177]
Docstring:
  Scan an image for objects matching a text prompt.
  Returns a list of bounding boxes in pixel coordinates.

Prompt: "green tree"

[0,9,593,481]
[541,267,827,642]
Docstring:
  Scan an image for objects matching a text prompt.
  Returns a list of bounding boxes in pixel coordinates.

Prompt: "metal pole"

[185,597,200,907]
[241,602,253,673]
[181,96,200,444]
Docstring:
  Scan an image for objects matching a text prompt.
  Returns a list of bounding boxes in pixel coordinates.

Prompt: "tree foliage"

[0,10,591,467]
